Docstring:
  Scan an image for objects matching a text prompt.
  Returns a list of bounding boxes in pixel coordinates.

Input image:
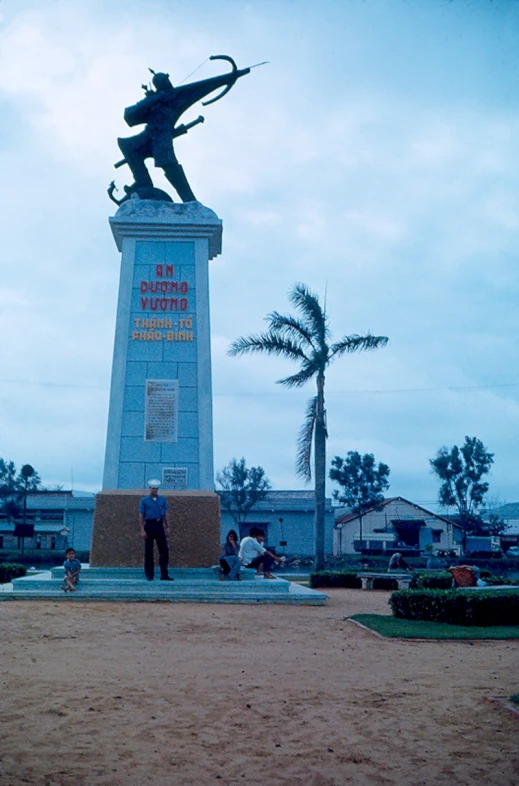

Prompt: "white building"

[333,496,463,556]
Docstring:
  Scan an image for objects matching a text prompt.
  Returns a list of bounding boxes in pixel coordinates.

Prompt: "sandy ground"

[0,589,517,786]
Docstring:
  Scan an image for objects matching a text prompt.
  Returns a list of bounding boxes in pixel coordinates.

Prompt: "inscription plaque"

[144,379,179,442]
[162,467,189,489]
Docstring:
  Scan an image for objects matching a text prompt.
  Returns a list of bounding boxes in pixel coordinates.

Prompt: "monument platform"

[5,567,327,606]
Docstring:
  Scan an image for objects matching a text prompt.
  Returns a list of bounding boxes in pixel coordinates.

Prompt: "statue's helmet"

[152,72,173,91]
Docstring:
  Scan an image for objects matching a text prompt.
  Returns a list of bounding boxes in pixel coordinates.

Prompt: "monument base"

[90,490,220,568]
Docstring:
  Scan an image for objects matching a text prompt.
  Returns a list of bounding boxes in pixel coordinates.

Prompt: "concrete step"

[13,577,290,593]
[49,567,257,581]
[7,567,327,606]
[4,584,326,606]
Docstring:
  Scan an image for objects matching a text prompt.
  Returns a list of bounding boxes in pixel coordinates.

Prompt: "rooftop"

[217,489,333,513]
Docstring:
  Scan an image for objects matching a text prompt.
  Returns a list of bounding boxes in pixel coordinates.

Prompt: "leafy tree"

[229,283,388,570]
[0,459,22,521]
[0,459,42,523]
[330,451,390,550]
[20,464,41,491]
[430,436,494,549]
[481,512,507,537]
[216,457,271,529]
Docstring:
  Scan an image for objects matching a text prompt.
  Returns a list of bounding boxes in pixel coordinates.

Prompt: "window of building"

[432,529,442,543]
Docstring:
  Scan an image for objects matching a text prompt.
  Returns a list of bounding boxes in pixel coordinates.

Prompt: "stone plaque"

[162,467,188,489]
[144,379,179,442]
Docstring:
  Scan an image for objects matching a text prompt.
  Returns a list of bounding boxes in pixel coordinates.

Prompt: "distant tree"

[216,458,271,529]
[229,282,388,570]
[482,512,507,537]
[19,464,41,492]
[0,459,42,522]
[330,451,390,551]
[480,497,508,537]
[430,436,494,549]
[0,459,22,521]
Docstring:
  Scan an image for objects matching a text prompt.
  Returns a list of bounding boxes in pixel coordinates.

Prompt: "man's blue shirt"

[139,494,169,520]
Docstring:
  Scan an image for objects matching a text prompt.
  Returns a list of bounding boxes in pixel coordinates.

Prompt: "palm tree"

[229,283,389,570]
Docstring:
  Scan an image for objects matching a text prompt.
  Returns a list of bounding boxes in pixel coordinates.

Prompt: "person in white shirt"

[239,527,283,579]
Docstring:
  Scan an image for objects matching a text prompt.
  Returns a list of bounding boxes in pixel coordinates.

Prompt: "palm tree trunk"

[314,372,326,571]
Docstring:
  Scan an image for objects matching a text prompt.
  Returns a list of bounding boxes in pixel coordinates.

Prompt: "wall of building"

[220,506,334,557]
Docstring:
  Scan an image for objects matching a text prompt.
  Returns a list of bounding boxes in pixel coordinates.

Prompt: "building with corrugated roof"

[0,491,95,552]
[219,489,335,557]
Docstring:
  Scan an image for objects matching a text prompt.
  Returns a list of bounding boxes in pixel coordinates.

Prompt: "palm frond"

[296,395,317,481]
[266,311,316,350]
[277,363,318,388]
[290,283,330,348]
[228,332,308,361]
[329,333,389,359]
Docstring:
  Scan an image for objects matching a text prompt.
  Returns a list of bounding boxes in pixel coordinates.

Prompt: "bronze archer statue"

[109,55,264,205]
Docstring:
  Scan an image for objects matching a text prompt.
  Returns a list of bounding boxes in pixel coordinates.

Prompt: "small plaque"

[144,379,179,442]
[162,467,188,489]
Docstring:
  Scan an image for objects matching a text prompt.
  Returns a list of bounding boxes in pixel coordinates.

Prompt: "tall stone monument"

[103,200,221,492]
[90,56,254,568]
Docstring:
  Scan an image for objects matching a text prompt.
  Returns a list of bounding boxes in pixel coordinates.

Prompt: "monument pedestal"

[91,199,223,568]
[90,490,220,568]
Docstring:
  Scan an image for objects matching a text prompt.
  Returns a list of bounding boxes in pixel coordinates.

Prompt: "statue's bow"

[202,55,248,106]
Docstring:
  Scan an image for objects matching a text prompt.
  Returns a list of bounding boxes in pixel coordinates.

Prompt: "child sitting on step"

[62,548,81,592]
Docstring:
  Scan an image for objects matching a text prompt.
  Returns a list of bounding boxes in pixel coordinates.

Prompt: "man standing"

[138,479,173,581]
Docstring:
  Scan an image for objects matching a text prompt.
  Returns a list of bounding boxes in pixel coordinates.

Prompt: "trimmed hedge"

[0,563,27,583]
[411,571,453,590]
[310,569,519,592]
[0,550,90,568]
[483,574,519,586]
[389,588,519,627]
[310,571,362,589]
[454,557,519,573]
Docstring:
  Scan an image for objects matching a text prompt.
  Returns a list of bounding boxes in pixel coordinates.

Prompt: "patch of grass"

[350,614,519,640]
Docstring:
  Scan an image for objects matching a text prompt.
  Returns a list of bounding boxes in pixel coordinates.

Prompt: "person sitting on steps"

[239,527,283,579]
[219,529,242,581]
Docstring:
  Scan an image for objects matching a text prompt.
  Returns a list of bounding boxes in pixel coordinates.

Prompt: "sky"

[0,0,518,510]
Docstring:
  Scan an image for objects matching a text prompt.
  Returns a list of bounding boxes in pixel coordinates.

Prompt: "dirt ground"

[0,589,517,786]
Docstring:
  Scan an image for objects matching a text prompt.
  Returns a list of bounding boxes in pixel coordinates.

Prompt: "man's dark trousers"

[144,518,169,580]
[247,554,275,573]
